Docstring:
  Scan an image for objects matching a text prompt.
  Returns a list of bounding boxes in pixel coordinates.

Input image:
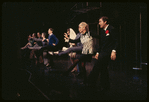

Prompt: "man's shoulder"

[51,34,55,37]
[108,25,114,30]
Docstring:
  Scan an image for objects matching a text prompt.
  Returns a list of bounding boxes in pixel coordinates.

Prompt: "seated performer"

[63,28,76,49]
[21,34,35,49]
[38,28,59,67]
[29,32,43,64]
[20,33,36,59]
[54,28,83,73]
[41,32,48,47]
[61,22,93,83]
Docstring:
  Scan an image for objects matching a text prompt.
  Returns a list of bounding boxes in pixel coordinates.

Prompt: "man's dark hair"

[49,28,54,32]
[37,32,41,35]
[99,16,109,24]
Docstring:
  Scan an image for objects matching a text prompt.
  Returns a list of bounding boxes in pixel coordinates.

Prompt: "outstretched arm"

[33,38,42,42]
[69,37,80,43]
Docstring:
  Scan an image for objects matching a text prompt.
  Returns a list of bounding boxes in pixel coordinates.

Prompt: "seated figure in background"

[21,33,35,50]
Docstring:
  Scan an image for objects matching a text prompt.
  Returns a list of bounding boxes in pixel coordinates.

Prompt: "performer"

[87,16,118,92]
[54,28,83,73]
[41,32,48,47]
[29,32,43,64]
[63,28,76,48]
[54,29,82,57]
[34,32,43,46]
[62,22,93,83]
[38,28,59,67]
[20,33,36,59]
[20,33,36,67]
[21,34,35,49]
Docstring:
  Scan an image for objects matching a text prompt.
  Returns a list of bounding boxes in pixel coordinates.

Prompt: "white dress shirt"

[49,33,53,36]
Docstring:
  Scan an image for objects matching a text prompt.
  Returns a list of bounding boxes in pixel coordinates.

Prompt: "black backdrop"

[2,2,147,71]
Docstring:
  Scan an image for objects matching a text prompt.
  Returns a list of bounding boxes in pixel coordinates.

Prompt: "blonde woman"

[62,22,93,84]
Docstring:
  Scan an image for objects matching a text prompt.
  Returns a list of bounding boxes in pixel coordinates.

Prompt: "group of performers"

[21,16,118,92]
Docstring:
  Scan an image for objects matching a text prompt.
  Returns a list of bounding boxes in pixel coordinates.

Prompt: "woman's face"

[67,31,70,35]
[28,35,31,38]
[41,33,44,38]
[32,33,35,37]
[78,25,85,34]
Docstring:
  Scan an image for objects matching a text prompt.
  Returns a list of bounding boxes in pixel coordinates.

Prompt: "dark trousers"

[64,54,92,81]
[38,45,57,65]
[58,46,82,56]
[87,51,111,89]
[20,48,32,68]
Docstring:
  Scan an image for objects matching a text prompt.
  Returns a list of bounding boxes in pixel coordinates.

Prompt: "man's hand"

[53,43,56,46]
[95,53,99,60]
[111,51,116,60]
[46,39,49,42]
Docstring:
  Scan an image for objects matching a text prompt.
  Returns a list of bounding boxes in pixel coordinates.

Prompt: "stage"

[2,56,147,100]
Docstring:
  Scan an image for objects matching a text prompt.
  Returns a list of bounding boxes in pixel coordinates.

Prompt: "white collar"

[104,24,109,31]
[49,33,53,36]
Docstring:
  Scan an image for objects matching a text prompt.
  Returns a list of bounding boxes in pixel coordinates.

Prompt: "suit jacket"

[48,34,59,46]
[97,25,118,54]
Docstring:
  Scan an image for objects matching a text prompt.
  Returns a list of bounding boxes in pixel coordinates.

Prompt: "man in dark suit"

[87,16,118,92]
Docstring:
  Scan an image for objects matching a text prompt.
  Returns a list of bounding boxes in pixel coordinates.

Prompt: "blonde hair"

[79,22,89,31]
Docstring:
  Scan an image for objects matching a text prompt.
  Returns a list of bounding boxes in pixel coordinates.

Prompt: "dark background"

[2,2,147,71]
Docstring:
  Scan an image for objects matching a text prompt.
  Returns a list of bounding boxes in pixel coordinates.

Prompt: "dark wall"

[2,2,147,71]
[2,2,75,69]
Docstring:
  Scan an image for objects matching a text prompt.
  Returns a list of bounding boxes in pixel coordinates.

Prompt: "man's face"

[37,33,41,38]
[99,18,107,28]
[78,25,85,34]
[48,29,52,34]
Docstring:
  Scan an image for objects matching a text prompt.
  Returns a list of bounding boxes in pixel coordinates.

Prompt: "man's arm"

[53,35,59,46]
[33,38,42,42]
[111,29,118,53]
[110,28,118,60]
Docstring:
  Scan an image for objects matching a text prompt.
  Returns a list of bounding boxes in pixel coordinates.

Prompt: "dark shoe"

[76,72,83,78]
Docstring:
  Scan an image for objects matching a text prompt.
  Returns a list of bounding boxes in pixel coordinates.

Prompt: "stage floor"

[2,56,147,100]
